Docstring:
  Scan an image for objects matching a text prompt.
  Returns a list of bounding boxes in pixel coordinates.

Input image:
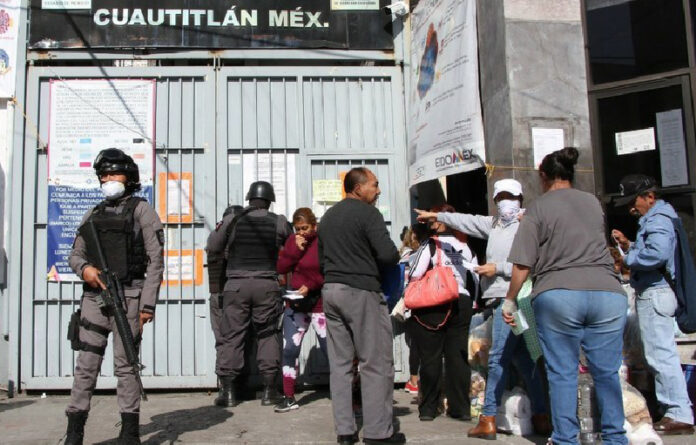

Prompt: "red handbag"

[404,238,460,310]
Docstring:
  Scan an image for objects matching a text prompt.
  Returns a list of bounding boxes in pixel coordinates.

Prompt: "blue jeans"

[482,304,548,416]
[636,286,694,424]
[533,289,627,445]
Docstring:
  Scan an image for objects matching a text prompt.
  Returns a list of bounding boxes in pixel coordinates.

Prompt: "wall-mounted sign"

[158,172,194,224]
[615,127,655,156]
[408,0,485,185]
[0,0,20,98]
[532,128,565,168]
[29,0,393,50]
[656,109,688,187]
[331,0,379,11]
[42,0,91,9]
[47,79,155,281]
[163,249,204,286]
[312,179,342,202]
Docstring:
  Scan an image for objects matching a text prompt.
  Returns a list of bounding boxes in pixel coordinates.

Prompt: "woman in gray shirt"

[502,147,627,445]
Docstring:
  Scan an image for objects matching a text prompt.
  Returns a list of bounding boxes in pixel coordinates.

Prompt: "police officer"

[64,148,164,445]
[206,204,242,400]
[207,181,291,407]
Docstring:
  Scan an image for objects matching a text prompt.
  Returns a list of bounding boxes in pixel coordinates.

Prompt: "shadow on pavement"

[92,405,233,445]
[0,400,35,413]
[297,390,330,406]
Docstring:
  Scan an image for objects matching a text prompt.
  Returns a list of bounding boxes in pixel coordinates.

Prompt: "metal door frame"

[17,65,218,389]
[13,63,410,389]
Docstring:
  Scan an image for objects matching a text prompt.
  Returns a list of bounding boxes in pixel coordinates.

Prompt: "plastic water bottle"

[578,373,601,444]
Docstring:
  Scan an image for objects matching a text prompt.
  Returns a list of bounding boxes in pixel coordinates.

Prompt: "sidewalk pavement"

[1,388,695,444]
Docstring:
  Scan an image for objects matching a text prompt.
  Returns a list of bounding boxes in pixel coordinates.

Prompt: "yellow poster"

[312,179,343,202]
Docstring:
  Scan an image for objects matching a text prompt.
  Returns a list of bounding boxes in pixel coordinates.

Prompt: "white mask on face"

[497,199,520,224]
[101,181,126,200]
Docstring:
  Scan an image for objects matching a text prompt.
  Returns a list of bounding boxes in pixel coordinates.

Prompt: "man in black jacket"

[318,167,404,445]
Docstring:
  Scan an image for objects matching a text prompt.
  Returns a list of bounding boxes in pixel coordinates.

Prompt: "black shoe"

[214,376,238,407]
[337,433,359,444]
[274,396,299,413]
[117,412,140,445]
[261,384,279,406]
[64,411,88,445]
[446,412,472,422]
[363,432,406,444]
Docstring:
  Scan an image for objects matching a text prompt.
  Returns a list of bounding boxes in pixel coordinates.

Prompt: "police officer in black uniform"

[64,148,164,445]
[206,204,242,400]
[206,181,292,407]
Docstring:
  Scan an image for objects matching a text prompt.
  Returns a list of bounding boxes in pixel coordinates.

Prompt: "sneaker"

[404,381,419,394]
[274,396,299,413]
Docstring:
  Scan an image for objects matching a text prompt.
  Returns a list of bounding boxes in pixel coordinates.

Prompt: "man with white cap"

[415,178,550,440]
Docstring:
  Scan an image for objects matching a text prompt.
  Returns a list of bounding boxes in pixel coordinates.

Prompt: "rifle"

[85,219,148,401]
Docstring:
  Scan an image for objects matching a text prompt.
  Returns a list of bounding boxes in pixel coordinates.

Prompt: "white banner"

[47,79,156,281]
[408,0,485,185]
[0,0,20,98]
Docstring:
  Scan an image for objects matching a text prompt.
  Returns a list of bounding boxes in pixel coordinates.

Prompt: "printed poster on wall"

[0,0,20,98]
[408,0,485,185]
[656,109,689,187]
[47,79,155,281]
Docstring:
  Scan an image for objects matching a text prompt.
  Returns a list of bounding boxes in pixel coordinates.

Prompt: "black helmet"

[93,148,141,191]
[246,181,275,202]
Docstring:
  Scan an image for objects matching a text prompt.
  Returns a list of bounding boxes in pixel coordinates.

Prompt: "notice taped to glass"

[407,0,485,185]
[46,79,155,281]
[29,0,393,49]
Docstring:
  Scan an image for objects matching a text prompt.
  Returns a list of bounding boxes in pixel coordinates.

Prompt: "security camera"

[383,1,409,17]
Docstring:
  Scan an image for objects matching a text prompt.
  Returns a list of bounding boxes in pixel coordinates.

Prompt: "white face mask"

[101,181,126,200]
[497,199,521,224]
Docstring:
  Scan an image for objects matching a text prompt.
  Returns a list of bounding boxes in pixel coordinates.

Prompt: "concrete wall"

[0,99,10,390]
[477,0,593,207]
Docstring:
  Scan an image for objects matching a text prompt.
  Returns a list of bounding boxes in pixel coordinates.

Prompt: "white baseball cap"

[493,179,523,199]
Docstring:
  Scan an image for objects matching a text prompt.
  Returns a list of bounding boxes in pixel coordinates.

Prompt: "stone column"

[477,0,593,205]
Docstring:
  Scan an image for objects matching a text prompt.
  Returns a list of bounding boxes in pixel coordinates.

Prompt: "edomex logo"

[435,148,475,169]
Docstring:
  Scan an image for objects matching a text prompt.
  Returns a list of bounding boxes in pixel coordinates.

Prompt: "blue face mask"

[497,199,520,224]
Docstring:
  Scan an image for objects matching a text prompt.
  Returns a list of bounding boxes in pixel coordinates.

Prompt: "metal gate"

[18,64,409,390]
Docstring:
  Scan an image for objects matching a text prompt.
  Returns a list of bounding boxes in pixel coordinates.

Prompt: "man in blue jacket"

[612,174,694,435]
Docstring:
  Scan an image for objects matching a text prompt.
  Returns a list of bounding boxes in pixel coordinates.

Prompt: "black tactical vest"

[226,211,279,272]
[79,196,147,283]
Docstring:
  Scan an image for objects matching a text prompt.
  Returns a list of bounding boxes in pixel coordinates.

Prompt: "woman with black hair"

[502,147,628,445]
[408,204,478,422]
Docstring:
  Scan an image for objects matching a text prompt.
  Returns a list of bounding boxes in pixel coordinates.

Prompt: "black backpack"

[662,216,696,333]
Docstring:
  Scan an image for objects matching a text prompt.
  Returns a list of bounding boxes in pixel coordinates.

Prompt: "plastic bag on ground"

[628,422,663,445]
[496,387,533,436]
[622,379,652,427]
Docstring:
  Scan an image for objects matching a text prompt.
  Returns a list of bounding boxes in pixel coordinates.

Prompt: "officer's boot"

[117,412,140,445]
[64,411,88,445]
[214,376,238,407]
[261,374,278,406]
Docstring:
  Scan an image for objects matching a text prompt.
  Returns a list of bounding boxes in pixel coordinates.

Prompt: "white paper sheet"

[615,128,655,156]
[656,109,688,187]
[532,128,565,167]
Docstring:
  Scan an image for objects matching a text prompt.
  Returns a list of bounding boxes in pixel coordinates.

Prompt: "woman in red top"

[274,208,327,413]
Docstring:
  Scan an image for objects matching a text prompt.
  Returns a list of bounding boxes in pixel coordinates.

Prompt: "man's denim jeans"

[482,304,548,416]
[636,286,693,424]
[533,289,627,445]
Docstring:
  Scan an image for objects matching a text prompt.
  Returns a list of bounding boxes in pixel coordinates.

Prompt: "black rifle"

[85,219,147,401]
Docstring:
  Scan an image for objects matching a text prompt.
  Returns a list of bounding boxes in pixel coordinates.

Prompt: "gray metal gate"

[19,64,409,390]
